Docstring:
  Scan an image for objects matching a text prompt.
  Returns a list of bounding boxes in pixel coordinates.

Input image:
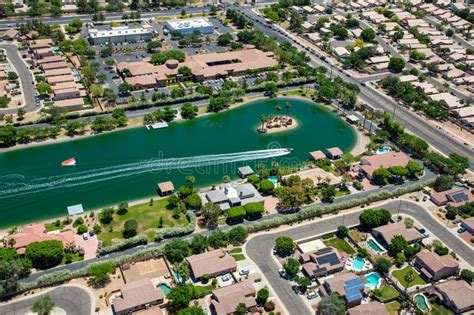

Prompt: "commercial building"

[88,25,154,45]
[210,281,257,315]
[372,222,424,246]
[164,18,214,36]
[186,249,237,280]
[117,46,278,89]
[112,279,164,315]
[414,250,459,281]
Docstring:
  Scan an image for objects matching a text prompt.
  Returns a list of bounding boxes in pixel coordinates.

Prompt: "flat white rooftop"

[89,27,153,38]
[166,18,213,30]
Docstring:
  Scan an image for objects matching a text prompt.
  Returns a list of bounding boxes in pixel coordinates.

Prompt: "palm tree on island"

[285,101,291,114]
[259,114,267,132]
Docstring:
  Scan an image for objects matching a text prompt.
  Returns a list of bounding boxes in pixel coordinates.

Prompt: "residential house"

[199,183,264,211]
[54,98,84,111]
[348,301,389,315]
[237,166,254,179]
[461,217,474,234]
[320,273,365,307]
[414,250,459,281]
[433,280,474,313]
[299,247,345,279]
[210,281,257,315]
[186,249,237,280]
[3,223,76,255]
[428,93,462,110]
[430,188,474,207]
[2,29,18,41]
[358,152,411,180]
[112,279,165,315]
[372,222,424,246]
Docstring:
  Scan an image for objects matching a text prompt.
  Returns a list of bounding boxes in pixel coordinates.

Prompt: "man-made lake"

[0,97,356,227]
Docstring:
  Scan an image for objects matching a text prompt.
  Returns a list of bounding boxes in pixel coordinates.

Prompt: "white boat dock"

[145,122,169,130]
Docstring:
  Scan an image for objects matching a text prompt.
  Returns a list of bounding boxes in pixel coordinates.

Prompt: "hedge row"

[155,210,196,241]
[244,178,436,233]
[99,235,148,255]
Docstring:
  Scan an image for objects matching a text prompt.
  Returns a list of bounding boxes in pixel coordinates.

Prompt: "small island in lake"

[258,115,299,134]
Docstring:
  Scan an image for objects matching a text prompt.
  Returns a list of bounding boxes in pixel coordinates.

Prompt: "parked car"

[239,268,250,276]
[292,285,301,294]
[82,233,88,240]
[422,195,428,202]
[457,227,466,233]
[221,273,231,281]
[417,228,429,238]
[278,269,287,278]
[307,290,319,299]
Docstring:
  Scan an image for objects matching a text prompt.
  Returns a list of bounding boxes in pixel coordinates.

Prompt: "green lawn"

[392,266,426,288]
[385,301,401,315]
[323,237,356,254]
[231,254,246,261]
[194,284,216,298]
[377,285,399,302]
[98,198,189,246]
[430,300,454,315]
[230,248,242,254]
[45,221,64,232]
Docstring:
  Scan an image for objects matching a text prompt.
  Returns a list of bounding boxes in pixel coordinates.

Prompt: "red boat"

[61,158,76,167]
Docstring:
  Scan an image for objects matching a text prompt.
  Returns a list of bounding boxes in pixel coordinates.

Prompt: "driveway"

[245,200,474,315]
[0,284,94,315]
[74,234,99,260]
[0,43,36,114]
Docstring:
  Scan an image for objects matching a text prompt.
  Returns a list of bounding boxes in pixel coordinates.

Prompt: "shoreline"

[0,95,363,231]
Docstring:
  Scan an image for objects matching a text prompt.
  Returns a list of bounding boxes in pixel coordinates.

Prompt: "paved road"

[0,285,93,315]
[0,7,212,29]
[0,44,36,114]
[245,200,474,315]
[236,7,474,169]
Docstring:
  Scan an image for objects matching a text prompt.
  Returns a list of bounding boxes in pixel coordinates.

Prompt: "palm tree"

[275,105,282,113]
[259,114,267,130]
[404,270,415,292]
[7,238,16,248]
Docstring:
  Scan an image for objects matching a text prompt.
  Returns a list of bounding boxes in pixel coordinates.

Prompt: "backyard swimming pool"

[376,146,392,155]
[157,283,171,295]
[364,272,382,289]
[352,256,365,271]
[414,294,429,312]
[367,239,384,253]
[268,175,278,187]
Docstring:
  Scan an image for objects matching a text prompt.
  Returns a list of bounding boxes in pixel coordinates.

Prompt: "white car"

[239,268,250,276]
[307,290,319,299]
[82,233,88,240]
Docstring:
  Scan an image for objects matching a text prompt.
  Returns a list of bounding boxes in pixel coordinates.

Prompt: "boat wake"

[0,149,291,199]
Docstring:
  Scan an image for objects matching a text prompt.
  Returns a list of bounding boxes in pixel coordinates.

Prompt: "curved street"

[0,284,94,315]
[245,200,474,315]
[0,44,36,114]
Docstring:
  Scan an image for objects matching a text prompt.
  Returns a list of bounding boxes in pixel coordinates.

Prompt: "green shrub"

[99,235,148,255]
[259,179,275,194]
[244,202,264,219]
[227,206,246,224]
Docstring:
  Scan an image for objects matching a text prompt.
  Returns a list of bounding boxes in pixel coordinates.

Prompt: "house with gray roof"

[200,183,264,211]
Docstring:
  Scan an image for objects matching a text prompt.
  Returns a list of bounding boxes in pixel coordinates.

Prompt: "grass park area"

[392,266,427,288]
[385,301,401,315]
[98,199,189,246]
[430,299,454,315]
[375,285,399,302]
[230,247,246,261]
[323,237,356,255]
